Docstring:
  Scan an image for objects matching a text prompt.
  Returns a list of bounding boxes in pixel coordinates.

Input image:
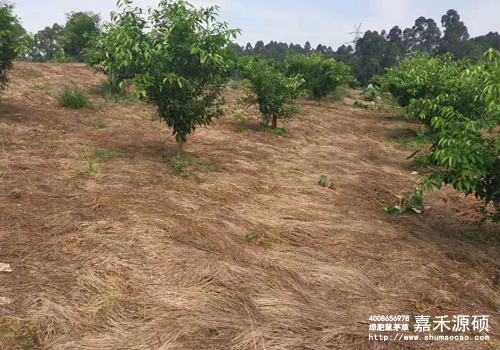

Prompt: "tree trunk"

[177,138,184,157]
[271,115,277,129]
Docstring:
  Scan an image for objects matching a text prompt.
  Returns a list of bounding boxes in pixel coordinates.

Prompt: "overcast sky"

[12,0,500,49]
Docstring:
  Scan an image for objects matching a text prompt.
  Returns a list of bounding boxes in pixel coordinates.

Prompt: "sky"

[12,0,500,50]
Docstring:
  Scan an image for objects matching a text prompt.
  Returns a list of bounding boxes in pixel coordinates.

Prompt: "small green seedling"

[194,174,203,184]
[79,148,98,175]
[319,175,337,189]
[243,232,257,245]
[382,191,423,215]
[10,188,21,198]
[353,100,368,109]
[242,231,272,249]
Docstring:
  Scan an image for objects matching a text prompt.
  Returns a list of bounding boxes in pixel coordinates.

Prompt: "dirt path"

[0,62,499,349]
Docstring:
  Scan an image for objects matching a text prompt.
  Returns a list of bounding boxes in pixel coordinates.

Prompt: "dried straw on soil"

[0,62,499,349]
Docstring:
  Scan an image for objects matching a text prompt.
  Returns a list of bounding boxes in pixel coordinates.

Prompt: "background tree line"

[231,9,500,85]
[18,11,101,63]
[8,5,500,86]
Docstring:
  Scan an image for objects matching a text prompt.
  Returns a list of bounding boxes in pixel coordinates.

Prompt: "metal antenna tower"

[344,23,363,46]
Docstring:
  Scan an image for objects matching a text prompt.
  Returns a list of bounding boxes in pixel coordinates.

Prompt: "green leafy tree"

[85,4,147,88]
[0,3,23,95]
[285,53,353,100]
[382,50,500,220]
[382,52,468,108]
[91,0,239,155]
[240,58,303,129]
[21,24,63,62]
[62,11,101,62]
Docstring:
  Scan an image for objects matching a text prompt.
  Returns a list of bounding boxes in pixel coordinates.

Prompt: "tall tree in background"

[387,26,403,47]
[411,17,441,54]
[439,9,469,57]
[62,11,101,62]
[466,32,500,62]
[254,40,265,54]
[355,30,389,85]
[22,24,63,62]
[304,41,312,55]
[245,42,253,54]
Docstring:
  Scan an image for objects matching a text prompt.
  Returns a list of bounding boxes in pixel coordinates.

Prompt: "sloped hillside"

[0,62,499,349]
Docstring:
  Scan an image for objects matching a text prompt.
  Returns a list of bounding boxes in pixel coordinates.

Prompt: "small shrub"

[93,80,130,103]
[59,86,88,109]
[241,79,252,89]
[330,85,347,101]
[194,174,203,184]
[90,115,105,129]
[362,84,381,102]
[231,109,248,123]
[173,157,189,171]
[229,79,241,89]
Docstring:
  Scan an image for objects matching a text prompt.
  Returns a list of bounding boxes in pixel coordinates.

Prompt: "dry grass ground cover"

[0,62,499,349]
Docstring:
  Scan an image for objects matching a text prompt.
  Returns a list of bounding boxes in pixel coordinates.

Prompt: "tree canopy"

[88,0,240,155]
[0,3,23,94]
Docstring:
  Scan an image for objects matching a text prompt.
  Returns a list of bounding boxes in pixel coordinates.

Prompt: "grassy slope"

[0,62,499,350]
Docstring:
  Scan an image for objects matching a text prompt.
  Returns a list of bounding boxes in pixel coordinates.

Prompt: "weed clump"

[90,116,106,129]
[330,85,348,101]
[59,86,88,109]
